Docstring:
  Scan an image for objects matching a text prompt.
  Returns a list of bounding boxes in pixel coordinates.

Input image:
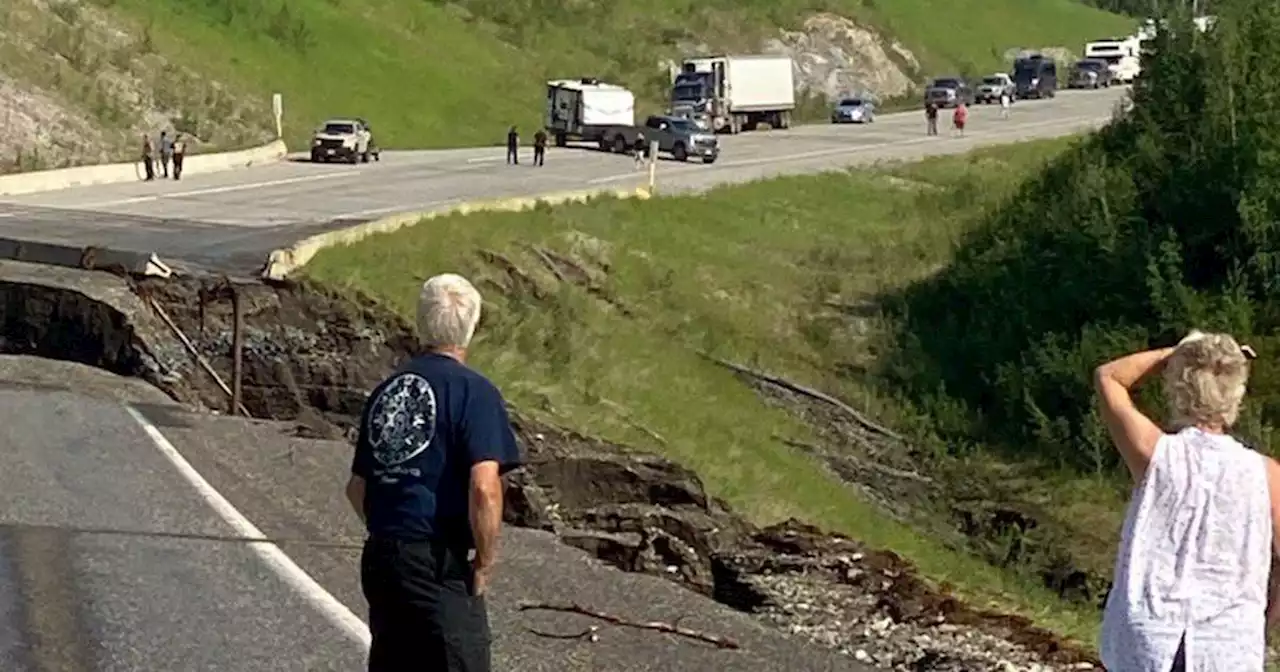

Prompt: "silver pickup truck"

[601,115,719,164]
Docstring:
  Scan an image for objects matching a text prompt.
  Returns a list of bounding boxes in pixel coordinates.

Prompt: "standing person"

[924,102,938,136]
[532,128,547,167]
[141,134,155,181]
[952,101,968,137]
[158,131,173,178]
[506,126,519,165]
[999,91,1011,120]
[633,130,647,169]
[171,134,186,180]
[1094,330,1279,671]
[346,273,522,672]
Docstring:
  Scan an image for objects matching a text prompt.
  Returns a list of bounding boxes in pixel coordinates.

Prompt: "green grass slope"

[99,0,1133,150]
[303,137,1111,645]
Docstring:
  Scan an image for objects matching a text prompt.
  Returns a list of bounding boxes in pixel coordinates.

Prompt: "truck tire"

[673,143,688,162]
[361,148,370,163]
[310,150,321,163]
[556,133,567,147]
[612,135,627,154]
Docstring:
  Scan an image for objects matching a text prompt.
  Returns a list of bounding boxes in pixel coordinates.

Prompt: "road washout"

[0,259,1101,670]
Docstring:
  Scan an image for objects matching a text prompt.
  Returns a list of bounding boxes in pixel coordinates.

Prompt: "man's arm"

[469,461,504,590]
[345,474,367,524]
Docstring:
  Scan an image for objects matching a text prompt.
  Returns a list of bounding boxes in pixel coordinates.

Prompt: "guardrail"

[260,186,653,281]
[0,139,289,197]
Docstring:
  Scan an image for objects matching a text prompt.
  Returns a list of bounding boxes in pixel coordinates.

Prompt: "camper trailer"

[545,78,636,147]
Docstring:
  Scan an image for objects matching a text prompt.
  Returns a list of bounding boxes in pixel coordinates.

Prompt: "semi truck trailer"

[669,54,796,134]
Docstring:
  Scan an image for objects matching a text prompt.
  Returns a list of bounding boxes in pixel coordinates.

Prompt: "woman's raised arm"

[1093,346,1176,482]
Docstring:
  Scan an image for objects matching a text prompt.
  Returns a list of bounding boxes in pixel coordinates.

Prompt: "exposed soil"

[0,263,1103,670]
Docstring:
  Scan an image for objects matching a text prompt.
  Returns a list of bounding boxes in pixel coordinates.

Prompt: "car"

[310,118,380,164]
[1068,58,1114,89]
[830,97,876,123]
[923,77,974,109]
[974,74,1016,104]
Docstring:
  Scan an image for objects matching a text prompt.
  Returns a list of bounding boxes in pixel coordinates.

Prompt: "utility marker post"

[272,93,284,139]
[648,140,659,194]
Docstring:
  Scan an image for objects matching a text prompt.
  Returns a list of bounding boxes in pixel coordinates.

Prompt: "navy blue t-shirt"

[351,354,522,545]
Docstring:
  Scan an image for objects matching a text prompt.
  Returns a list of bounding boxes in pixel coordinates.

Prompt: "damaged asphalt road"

[0,358,868,671]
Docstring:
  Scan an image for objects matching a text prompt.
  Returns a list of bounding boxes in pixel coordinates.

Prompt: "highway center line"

[79,171,358,208]
[124,404,372,648]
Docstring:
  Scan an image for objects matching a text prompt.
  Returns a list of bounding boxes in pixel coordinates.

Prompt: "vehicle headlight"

[313,138,321,145]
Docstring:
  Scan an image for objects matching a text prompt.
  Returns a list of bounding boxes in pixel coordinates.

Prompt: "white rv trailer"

[1083,36,1142,83]
[544,78,636,147]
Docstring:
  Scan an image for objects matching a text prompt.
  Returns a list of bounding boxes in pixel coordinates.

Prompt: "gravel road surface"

[0,88,1128,273]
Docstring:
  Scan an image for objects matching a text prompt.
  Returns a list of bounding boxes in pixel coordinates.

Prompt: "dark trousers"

[361,536,490,672]
[927,118,938,135]
[172,153,184,180]
[506,145,518,164]
[533,146,545,166]
[160,153,171,177]
[143,156,155,180]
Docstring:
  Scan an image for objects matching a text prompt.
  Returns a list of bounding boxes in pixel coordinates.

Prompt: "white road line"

[124,404,372,649]
[79,172,357,208]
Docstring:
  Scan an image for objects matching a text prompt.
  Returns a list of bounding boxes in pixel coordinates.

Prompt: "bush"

[887,0,1280,474]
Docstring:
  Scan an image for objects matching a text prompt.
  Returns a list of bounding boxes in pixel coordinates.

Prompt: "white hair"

[1163,331,1250,429]
[417,273,482,349]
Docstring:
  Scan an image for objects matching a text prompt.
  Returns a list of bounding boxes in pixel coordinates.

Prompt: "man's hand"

[472,562,493,597]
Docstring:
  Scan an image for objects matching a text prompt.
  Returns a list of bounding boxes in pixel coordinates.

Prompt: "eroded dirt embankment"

[0,261,1101,670]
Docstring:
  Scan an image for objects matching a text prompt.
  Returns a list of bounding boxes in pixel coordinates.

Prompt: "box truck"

[545,78,636,147]
[669,54,796,134]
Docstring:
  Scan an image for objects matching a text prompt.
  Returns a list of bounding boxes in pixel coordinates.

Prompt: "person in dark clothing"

[158,131,173,177]
[925,103,939,136]
[346,273,523,672]
[141,134,155,181]
[633,131,648,169]
[171,134,186,180]
[506,126,519,165]
[532,129,547,167]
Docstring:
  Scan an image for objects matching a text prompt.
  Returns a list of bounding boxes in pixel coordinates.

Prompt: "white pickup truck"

[310,118,380,164]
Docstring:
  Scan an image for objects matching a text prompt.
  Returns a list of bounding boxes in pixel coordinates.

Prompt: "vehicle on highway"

[975,74,1016,104]
[830,97,875,124]
[669,54,795,134]
[1084,37,1141,84]
[1068,58,1114,88]
[545,78,637,148]
[923,77,974,109]
[604,115,719,164]
[310,118,379,164]
[1012,53,1057,100]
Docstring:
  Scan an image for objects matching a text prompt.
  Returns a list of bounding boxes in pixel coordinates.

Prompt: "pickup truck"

[600,115,719,164]
[975,74,1016,103]
[310,118,380,164]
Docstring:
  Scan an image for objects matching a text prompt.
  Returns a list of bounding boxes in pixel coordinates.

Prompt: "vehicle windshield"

[838,98,864,106]
[1076,60,1105,71]
[981,77,1004,85]
[323,123,355,134]
[672,73,709,102]
[666,118,697,132]
[931,79,960,88]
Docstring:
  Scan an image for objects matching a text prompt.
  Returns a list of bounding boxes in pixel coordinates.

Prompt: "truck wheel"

[555,133,567,148]
[310,150,320,163]
[347,149,359,165]
[673,143,688,162]
[361,149,370,163]
[612,135,627,154]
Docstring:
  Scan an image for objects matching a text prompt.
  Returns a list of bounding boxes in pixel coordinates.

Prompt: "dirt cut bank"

[0,261,1102,670]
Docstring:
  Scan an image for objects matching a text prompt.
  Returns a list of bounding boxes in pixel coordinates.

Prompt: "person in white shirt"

[1093,330,1279,671]
[999,92,1011,120]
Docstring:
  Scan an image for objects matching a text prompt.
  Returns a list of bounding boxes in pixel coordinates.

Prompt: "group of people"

[505,126,548,166]
[140,130,187,181]
[924,92,1011,137]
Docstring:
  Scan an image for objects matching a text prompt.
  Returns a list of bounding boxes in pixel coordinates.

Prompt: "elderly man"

[345,273,522,672]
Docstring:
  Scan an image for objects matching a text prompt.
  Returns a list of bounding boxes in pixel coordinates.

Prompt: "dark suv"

[923,77,974,109]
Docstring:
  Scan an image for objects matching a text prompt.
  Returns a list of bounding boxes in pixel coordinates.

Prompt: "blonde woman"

[1094,330,1277,670]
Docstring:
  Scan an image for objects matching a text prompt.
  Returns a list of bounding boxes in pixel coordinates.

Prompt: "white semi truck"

[668,54,796,134]
[545,78,636,148]
[1084,36,1142,83]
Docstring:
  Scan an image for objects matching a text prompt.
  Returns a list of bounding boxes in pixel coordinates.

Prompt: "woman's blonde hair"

[1163,331,1250,429]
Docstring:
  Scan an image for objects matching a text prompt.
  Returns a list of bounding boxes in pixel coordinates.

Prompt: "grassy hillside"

[93,0,1133,150]
[303,137,1112,645]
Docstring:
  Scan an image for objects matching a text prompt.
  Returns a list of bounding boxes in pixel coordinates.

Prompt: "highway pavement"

[0,357,869,671]
[0,87,1129,274]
